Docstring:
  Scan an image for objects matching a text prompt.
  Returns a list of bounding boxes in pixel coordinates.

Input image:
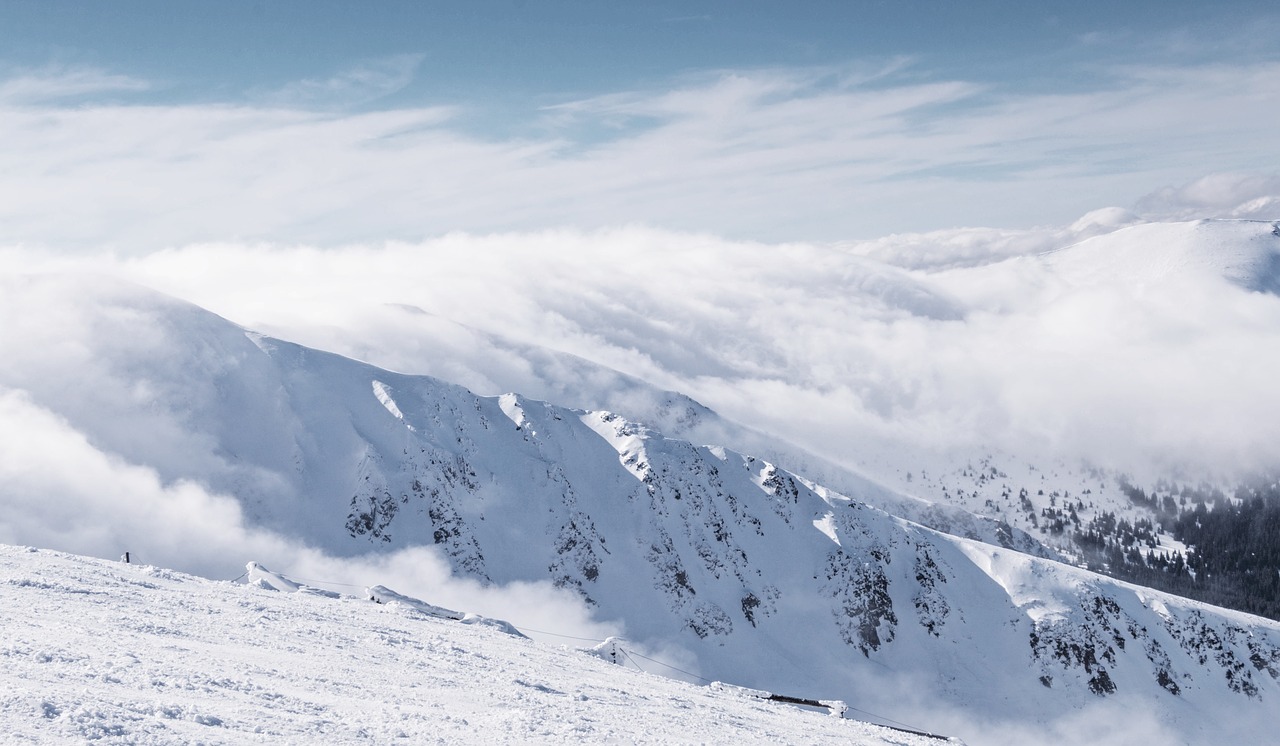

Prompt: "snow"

[245,561,304,592]
[812,512,841,546]
[0,545,942,745]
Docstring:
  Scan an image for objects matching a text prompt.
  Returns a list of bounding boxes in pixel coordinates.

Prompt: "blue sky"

[1,1,1278,248]
[6,2,1274,104]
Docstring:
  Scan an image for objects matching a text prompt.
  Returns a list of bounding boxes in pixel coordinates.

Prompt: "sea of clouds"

[8,207,1278,482]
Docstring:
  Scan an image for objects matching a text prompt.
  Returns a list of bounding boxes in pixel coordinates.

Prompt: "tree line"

[1079,477,1280,620]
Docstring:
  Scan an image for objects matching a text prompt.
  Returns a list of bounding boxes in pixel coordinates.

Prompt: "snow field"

[0,545,946,745]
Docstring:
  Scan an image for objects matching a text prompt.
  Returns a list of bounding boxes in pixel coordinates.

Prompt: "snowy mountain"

[3,270,1280,743]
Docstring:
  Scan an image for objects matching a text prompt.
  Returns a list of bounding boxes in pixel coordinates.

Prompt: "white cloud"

[838,206,1146,271]
[1135,172,1280,221]
[0,59,1277,249]
[260,53,427,107]
[0,65,149,103]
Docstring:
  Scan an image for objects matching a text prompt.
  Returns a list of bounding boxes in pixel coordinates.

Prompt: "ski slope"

[0,545,943,745]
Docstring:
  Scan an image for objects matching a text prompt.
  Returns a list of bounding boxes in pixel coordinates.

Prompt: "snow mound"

[245,561,340,598]
[459,612,527,638]
[366,583,465,619]
[366,585,525,637]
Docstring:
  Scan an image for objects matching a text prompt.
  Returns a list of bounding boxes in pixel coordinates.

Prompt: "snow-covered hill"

[0,544,932,745]
[3,271,1280,743]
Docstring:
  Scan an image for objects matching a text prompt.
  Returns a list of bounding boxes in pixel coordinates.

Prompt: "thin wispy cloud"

[0,57,1276,250]
[0,65,149,103]
[260,53,427,108]
[1135,172,1280,220]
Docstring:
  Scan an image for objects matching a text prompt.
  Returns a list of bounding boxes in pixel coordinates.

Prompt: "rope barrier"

[279,575,367,588]
[840,705,945,737]
[619,647,713,683]
[510,626,609,643]
[616,646,648,674]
